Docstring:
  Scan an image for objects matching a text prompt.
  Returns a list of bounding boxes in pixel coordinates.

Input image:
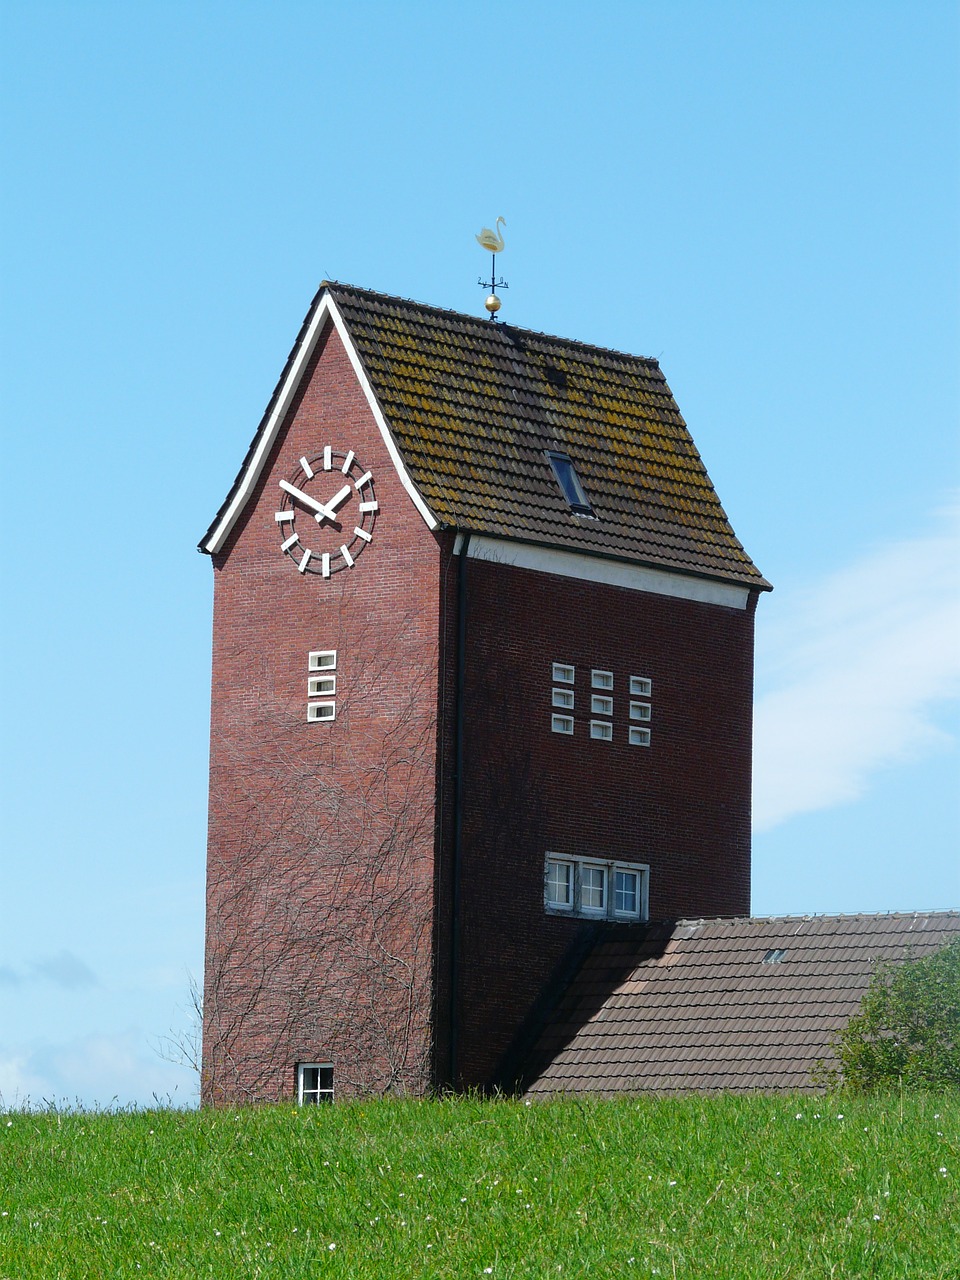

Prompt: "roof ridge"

[674,910,960,925]
[321,280,664,370]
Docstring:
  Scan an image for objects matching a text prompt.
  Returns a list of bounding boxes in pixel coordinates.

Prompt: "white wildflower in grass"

[940,1167,948,1176]
[328,1242,337,1250]
[873,1215,881,1220]
[795,1113,803,1120]
[668,1180,677,1186]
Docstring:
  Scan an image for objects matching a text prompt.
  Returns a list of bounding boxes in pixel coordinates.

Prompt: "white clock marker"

[323,446,332,471]
[354,527,372,543]
[275,511,295,522]
[340,544,354,567]
[354,470,372,489]
[298,549,312,573]
[358,500,379,513]
[321,552,331,578]
[281,533,299,552]
[341,450,355,474]
[299,456,314,479]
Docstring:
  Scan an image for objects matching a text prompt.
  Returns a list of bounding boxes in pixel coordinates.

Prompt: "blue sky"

[1,1,957,1108]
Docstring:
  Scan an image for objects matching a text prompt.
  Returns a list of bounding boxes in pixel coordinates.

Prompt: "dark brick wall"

[443,556,757,1088]
[203,321,441,1104]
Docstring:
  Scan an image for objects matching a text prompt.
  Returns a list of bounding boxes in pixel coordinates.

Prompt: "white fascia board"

[203,292,437,555]
[457,534,750,609]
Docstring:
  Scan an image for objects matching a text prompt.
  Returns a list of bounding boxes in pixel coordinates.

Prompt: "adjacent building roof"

[202,283,769,591]
[522,912,960,1095]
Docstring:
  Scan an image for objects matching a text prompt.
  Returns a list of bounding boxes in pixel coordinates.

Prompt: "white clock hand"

[314,484,353,522]
[279,479,335,521]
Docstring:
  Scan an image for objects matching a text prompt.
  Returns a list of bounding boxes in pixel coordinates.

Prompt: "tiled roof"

[331,284,768,588]
[522,912,960,1095]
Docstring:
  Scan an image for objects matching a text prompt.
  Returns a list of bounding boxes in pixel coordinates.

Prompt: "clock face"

[274,446,379,578]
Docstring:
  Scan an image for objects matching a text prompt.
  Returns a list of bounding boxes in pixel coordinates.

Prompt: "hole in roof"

[543,364,567,390]
[546,451,594,516]
[762,948,788,964]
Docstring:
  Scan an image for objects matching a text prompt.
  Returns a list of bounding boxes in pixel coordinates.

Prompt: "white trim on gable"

[456,534,751,608]
[202,292,438,555]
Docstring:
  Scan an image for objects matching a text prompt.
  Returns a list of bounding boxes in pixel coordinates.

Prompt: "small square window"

[590,720,613,741]
[591,694,613,716]
[552,663,575,684]
[552,714,574,735]
[552,688,575,709]
[307,701,336,723]
[629,726,651,747]
[297,1063,334,1104]
[545,859,573,909]
[591,669,613,690]
[308,674,337,697]
[629,701,651,721]
[581,864,607,912]
[309,650,337,671]
[630,676,652,697]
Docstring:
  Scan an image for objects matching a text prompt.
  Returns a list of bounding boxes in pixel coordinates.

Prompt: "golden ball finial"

[484,293,501,314]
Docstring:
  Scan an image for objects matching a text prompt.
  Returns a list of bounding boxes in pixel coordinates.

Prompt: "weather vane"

[475,216,507,319]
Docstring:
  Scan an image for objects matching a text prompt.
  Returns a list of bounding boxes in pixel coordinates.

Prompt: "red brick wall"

[443,556,757,1088]
[202,321,441,1104]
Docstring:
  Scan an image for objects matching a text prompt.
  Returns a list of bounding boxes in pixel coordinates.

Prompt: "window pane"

[582,865,606,909]
[546,861,572,906]
[615,870,638,914]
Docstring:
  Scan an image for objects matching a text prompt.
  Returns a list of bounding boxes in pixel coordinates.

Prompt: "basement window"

[297,1063,334,1104]
[545,855,649,921]
[546,451,594,516]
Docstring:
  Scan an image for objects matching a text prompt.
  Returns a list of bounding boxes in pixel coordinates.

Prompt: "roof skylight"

[546,451,594,516]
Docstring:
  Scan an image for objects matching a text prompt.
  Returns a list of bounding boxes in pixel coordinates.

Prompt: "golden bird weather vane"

[476,216,508,318]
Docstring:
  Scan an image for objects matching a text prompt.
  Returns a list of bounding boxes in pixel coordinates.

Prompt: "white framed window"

[580,862,607,913]
[307,701,336,723]
[544,854,649,921]
[309,650,337,671]
[590,720,613,741]
[544,858,573,910]
[552,662,575,684]
[308,674,337,697]
[297,1062,334,1104]
[591,694,613,716]
[629,701,651,721]
[591,669,613,690]
[630,675,652,697]
[552,688,575,709]
[552,713,574,735]
[629,726,651,747]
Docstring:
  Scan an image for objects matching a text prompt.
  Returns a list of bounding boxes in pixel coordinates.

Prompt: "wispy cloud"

[0,950,99,992]
[753,496,960,832]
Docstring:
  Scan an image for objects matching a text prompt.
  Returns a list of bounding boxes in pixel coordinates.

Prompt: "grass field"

[1,1092,957,1278]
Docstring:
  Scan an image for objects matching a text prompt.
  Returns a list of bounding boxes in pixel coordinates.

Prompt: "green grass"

[1,1092,958,1278]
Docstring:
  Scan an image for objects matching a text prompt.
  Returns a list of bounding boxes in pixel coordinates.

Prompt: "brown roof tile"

[523,912,960,1095]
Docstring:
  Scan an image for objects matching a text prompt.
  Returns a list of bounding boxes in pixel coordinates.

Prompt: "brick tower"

[198,284,770,1104]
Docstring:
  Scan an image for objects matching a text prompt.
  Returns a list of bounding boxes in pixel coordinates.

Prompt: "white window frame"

[590,720,613,741]
[308,674,337,697]
[629,726,651,747]
[551,713,574,735]
[552,662,575,684]
[544,854,649,922]
[297,1062,334,1104]
[552,688,575,710]
[544,857,574,911]
[308,650,337,671]
[630,675,652,697]
[591,694,613,716]
[307,701,336,723]
[591,669,614,690]
[629,701,651,721]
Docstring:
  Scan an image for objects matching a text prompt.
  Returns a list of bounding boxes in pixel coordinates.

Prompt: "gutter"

[449,529,471,1087]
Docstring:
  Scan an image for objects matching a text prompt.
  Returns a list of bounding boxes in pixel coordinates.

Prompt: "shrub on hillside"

[824,937,960,1091]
